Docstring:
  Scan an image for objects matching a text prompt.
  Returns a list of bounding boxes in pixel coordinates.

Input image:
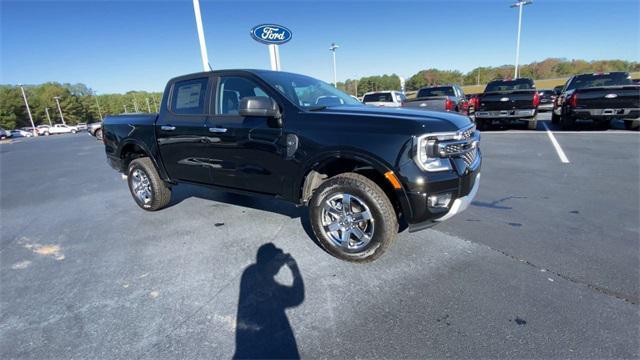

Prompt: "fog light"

[428,193,452,209]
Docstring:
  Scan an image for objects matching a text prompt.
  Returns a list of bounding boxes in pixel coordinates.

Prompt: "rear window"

[485,79,534,92]
[417,87,455,97]
[363,93,393,103]
[565,73,632,91]
[171,78,208,115]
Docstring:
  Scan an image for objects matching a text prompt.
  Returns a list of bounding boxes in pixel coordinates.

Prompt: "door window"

[216,77,273,115]
[171,78,208,115]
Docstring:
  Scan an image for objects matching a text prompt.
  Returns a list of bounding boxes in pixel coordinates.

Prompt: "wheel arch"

[297,151,412,222]
[118,139,167,180]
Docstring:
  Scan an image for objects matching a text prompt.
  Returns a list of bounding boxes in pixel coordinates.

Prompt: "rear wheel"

[560,114,575,130]
[476,118,489,131]
[551,112,560,124]
[309,173,398,263]
[95,128,103,141]
[127,157,171,211]
[624,120,640,131]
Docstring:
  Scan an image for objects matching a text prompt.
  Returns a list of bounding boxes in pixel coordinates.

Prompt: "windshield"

[417,87,455,97]
[485,79,534,92]
[565,73,632,91]
[256,71,361,109]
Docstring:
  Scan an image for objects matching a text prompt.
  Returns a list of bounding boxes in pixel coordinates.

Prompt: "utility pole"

[124,105,128,114]
[355,80,358,97]
[153,97,159,113]
[146,98,152,113]
[477,70,480,86]
[94,96,103,120]
[53,96,66,125]
[511,0,532,79]
[133,98,139,113]
[19,85,37,135]
[45,107,52,126]
[329,43,339,87]
[192,0,211,72]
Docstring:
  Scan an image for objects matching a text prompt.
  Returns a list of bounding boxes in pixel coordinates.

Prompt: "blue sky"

[1,0,638,94]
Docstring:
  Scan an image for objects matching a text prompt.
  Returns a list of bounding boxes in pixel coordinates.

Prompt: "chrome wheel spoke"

[323,201,342,218]
[340,229,352,248]
[352,210,371,223]
[327,222,341,232]
[342,194,352,213]
[351,226,366,240]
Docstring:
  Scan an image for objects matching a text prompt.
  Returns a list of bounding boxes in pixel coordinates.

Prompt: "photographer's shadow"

[233,243,305,360]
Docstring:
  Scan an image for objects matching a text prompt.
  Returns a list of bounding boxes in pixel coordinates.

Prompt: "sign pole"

[268,44,281,71]
[192,0,210,72]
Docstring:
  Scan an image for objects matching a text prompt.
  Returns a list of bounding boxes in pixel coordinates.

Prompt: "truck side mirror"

[239,97,281,127]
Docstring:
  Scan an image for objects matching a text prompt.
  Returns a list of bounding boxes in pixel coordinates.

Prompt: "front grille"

[460,128,473,140]
[462,148,477,166]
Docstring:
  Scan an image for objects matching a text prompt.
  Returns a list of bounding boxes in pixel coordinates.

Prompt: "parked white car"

[49,124,78,135]
[362,91,406,107]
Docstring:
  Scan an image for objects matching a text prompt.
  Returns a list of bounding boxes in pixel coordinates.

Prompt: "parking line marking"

[543,122,570,164]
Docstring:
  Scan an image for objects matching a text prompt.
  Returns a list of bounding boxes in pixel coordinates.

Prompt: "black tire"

[551,112,560,124]
[95,128,103,141]
[127,157,171,211]
[309,172,398,263]
[476,118,489,131]
[560,114,575,130]
[624,120,640,131]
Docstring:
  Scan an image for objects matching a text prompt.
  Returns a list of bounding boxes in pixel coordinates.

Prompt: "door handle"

[160,125,176,131]
[209,127,228,133]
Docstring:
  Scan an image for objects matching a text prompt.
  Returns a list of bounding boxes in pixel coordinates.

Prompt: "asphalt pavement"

[1,119,638,359]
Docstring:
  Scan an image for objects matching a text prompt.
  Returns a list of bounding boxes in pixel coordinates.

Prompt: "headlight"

[414,134,453,172]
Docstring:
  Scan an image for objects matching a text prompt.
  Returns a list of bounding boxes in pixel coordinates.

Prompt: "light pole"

[152,97,159,113]
[53,96,66,125]
[192,0,211,72]
[19,85,37,135]
[45,107,52,126]
[329,43,339,87]
[133,98,139,113]
[94,96,103,120]
[146,98,152,113]
[511,0,532,79]
[124,105,128,114]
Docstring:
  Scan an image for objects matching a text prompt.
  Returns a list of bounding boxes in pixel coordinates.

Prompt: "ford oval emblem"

[605,93,618,99]
[250,24,292,45]
[500,97,510,102]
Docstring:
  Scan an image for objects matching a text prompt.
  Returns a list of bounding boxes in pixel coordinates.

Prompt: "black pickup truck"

[103,70,481,262]
[552,72,640,130]
[402,85,468,114]
[474,78,540,130]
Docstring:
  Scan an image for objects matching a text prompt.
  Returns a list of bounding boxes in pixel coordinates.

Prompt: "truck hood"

[314,105,472,132]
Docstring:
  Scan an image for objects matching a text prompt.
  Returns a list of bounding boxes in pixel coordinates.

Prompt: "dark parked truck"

[474,78,540,130]
[552,72,640,130]
[403,85,468,114]
[103,70,481,262]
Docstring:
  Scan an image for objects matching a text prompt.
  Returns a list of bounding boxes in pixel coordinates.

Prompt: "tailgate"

[575,86,640,109]
[479,91,535,111]
[404,96,446,111]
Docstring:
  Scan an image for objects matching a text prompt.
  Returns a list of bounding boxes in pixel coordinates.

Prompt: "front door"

[156,76,213,184]
[205,75,287,195]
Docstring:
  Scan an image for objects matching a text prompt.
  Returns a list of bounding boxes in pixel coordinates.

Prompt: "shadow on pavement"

[233,243,305,360]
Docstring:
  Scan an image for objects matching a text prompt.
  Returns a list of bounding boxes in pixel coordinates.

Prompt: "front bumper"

[434,173,480,222]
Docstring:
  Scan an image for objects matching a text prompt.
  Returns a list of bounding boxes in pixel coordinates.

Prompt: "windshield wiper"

[307,105,327,111]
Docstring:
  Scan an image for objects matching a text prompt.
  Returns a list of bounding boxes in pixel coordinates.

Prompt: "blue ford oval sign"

[251,24,292,45]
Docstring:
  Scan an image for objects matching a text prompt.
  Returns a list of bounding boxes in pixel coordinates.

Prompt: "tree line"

[2,58,638,130]
[337,58,639,96]
[0,82,161,130]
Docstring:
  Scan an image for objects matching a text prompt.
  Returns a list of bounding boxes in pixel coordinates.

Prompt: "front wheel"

[127,157,171,211]
[309,173,398,263]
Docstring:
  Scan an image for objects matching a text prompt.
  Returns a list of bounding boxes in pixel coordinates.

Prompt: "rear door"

[204,74,286,194]
[156,76,214,184]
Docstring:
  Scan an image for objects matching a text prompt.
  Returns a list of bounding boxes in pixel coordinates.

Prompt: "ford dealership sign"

[251,24,292,45]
